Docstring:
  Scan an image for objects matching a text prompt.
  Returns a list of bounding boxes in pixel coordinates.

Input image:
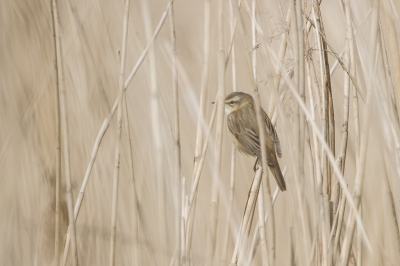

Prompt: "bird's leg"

[253,158,260,172]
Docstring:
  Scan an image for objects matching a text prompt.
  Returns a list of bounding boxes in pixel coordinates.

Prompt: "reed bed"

[2,0,400,265]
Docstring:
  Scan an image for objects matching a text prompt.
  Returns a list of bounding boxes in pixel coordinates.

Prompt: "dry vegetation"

[2,0,400,265]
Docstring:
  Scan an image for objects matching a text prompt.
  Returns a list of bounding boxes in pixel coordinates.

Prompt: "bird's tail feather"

[268,160,286,191]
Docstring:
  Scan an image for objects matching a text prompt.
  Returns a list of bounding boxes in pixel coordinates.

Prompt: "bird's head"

[224,92,253,115]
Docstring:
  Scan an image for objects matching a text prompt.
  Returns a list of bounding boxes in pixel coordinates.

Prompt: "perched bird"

[224,92,286,191]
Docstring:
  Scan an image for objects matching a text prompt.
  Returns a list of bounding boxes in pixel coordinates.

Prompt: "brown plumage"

[225,92,286,191]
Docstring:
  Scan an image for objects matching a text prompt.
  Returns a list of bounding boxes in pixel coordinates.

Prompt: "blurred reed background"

[1,0,400,265]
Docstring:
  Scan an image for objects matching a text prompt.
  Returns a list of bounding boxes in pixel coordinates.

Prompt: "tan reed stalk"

[184,101,217,266]
[230,167,264,265]
[168,1,182,264]
[221,145,236,264]
[221,3,237,262]
[380,21,400,125]
[61,4,171,262]
[305,30,325,265]
[312,3,331,264]
[256,185,268,266]
[58,40,78,266]
[266,34,372,249]
[333,0,352,232]
[185,0,211,261]
[304,14,365,102]
[268,8,290,119]
[51,0,79,263]
[185,102,217,224]
[339,1,380,264]
[193,0,211,178]
[330,1,353,263]
[334,5,361,263]
[288,1,312,264]
[122,93,140,265]
[246,186,280,266]
[290,0,300,175]
[297,0,306,189]
[379,22,400,251]
[50,0,61,264]
[181,177,186,266]
[253,66,276,266]
[382,0,400,105]
[141,0,168,260]
[250,1,267,265]
[204,0,225,262]
[109,0,130,264]
[357,205,362,266]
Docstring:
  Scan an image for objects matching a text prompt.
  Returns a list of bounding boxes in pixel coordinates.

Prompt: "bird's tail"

[268,157,286,191]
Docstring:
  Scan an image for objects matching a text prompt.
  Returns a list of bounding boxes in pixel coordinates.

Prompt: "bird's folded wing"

[227,113,261,157]
[262,109,282,158]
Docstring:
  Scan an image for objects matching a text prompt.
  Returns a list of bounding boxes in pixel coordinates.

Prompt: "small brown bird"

[224,92,286,191]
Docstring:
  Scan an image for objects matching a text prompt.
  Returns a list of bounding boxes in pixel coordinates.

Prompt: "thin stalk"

[61,4,171,262]
[248,3,276,265]
[251,1,267,265]
[169,1,185,266]
[220,146,236,265]
[296,0,305,186]
[257,185,268,266]
[59,42,78,266]
[339,1,380,264]
[266,37,372,251]
[231,167,264,265]
[185,102,218,262]
[380,21,400,126]
[331,1,353,262]
[50,0,61,264]
[142,0,168,259]
[163,0,182,263]
[194,0,211,176]
[268,8,291,118]
[122,93,139,265]
[109,0,130,264]
[383,0,400,106]
[204,0,225,262]
[312,2,331,264]
[246,187,280,266]
[221,5,237,262]
[186,0,211,261]
[357,205,362,266]
[333,0,353,231]
[379,21,400,255]
[168,1,182,264]
[290,0,300,187]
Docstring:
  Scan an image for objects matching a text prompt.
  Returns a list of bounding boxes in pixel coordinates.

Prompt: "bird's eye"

[229,101,234,105]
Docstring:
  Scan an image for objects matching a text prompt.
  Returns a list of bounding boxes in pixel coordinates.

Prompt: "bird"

[224,91,286,191]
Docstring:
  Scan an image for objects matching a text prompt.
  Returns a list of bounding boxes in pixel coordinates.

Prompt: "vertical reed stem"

[50,0,61,264]
[205,0,225,261]
[168,1,182,264]
[109,0,130,265]
[340,1,380,265]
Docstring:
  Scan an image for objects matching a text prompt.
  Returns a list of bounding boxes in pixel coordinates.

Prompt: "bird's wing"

[227,112,261,157]
[262,108,282,158]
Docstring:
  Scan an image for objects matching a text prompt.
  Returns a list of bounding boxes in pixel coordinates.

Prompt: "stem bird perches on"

[109,0,130,264]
